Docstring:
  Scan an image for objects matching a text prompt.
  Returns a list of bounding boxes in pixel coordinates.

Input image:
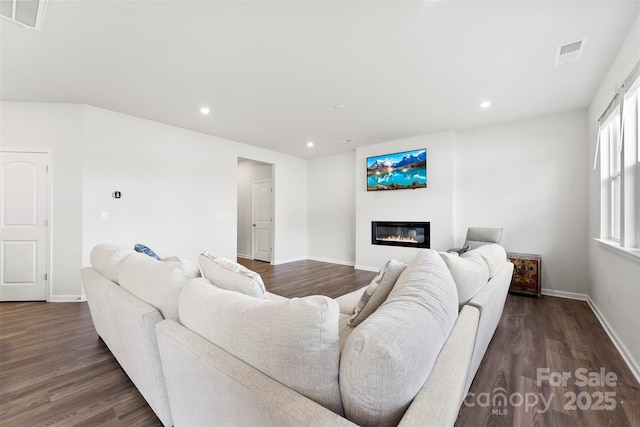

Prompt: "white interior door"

[252,180,272,262]
[0,151,49,301]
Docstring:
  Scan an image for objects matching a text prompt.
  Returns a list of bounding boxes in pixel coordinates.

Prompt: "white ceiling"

[1,1,638,159]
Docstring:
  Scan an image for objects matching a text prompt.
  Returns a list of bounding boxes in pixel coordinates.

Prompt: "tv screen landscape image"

[366,148,427,191]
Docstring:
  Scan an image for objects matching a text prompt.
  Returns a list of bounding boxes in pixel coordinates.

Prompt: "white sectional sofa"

[81,245,201,426]
[81,243,513,427]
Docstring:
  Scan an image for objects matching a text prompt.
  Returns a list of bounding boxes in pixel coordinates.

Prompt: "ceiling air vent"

[554,38,587,66]
[0,0,47,31]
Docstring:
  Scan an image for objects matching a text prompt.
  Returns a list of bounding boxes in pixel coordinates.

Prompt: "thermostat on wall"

[112,191,122,199]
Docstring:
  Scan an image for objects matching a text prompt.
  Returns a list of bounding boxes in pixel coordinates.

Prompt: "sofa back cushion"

[119,253,199,321]
[340,249,459,427]
[461,243,506,278]
[90,243,136,284]
[439,251,490,308]
[199,252,267,298]
[179,279,343,415]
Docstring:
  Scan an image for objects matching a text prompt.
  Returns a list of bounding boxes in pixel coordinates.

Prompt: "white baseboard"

[271,256,307,266]
[354,264,379,272]
[49,295,86,302]
[237,253,252,260]
[586,297,640,385]
[541,288,588,300]
[307,256,354,267]
[540,288,640,385]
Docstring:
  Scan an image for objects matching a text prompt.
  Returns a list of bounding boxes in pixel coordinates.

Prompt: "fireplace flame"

[377,235,419,243]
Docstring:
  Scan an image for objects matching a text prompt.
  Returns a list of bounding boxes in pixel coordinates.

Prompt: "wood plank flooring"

[456,294,640,427]
[238,258,376,299]
[1,259,638,426]
[0,302,161,426]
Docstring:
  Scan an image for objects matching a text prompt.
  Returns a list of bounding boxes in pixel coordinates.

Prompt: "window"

[598,67,640,249]
[626,76,640,247]
[600,109,621,240]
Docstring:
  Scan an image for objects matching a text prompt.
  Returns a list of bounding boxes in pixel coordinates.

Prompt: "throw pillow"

[349,259,406,327]
[446,245,470,255]
[199,252,266,298]
[439,251,489,308]
[179,279,343,415]
[134,243,161,260]
[340,249,459,427]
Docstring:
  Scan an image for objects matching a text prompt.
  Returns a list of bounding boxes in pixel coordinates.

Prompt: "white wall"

[1,102,84,300]
[311,112,590,295]
[355,131,455,269]
[271,156,309,264]
[82,106,309,266]
[456,110,589,294]
[308,151,356,265]
[237,159,273,259]
[82,106,238,263]
[587,13,640,378]
[1,101,310,298]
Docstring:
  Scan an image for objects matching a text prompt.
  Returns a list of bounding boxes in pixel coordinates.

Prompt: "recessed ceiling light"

[307,141,314,147]
[334,104,345,110]
[200,107,210,115]
[480,101,491,109]
[340,139,354,143]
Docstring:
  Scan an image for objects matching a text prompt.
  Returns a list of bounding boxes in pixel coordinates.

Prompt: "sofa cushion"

[89,243,136,284]
[179,279,343,415]
[161,256,201,277]
[119,253,199,321]
[340,249,459,427]
[349,259,406,327]
[439,251,490,308]
[199,252,266,298]
[461,244,506,278]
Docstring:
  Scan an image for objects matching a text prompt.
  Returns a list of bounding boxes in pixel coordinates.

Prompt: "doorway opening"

[237,158,274,263]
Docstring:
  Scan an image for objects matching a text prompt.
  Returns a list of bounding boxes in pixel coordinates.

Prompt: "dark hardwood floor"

[1,259,638,426]
[238,258,376,299]
[456,295,640,427]
[0,302,161,427]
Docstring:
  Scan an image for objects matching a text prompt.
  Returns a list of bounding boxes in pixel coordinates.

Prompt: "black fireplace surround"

[371,221,430,249]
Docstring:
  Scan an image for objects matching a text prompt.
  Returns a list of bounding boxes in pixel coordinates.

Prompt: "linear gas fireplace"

[371,221,430,249]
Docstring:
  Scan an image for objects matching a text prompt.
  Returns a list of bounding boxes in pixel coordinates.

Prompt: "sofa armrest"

[156,319,356,427]
[399,305,480,427]
[334,287,366,315]
[465,261,514,390]
[82,267,172,426]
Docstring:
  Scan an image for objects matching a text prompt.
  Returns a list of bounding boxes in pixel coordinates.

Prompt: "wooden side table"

[507,252,541,298]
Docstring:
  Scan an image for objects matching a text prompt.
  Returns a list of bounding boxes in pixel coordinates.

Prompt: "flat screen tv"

[366,148,427,191]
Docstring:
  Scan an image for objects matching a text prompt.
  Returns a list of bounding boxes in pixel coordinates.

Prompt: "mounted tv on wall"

[366,148,427,191]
